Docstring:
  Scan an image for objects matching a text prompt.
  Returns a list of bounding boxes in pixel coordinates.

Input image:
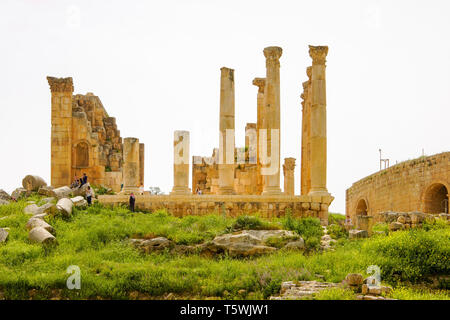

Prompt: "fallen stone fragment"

[0,228,8,243]
[0,190,11,202]
[38,186,55,197]
[22,175,47,192]
[284,239,305,250]
[271,281,339,300]
[26,217,55,233]
[56,198,73,216]
[70,196,88,207]
[11,188,28,200]
[53,186,72,199]
[389,222,404,231]
[24,204,40,215]
[349,229,368,239]
[0,199,9,206]
[29,227,56,244]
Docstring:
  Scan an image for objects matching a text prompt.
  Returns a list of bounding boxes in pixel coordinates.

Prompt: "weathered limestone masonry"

[98,193,333,220]
[261,46,283,195]
[48,77,74,187]
[283,158,296,196]
[300,67,312,195]
[346,152,450,222]
[171,131,191,195]
[218,67,236,195]
[122,137,140,194]
[47,76,144,192]
[139,143,145,187]
[307,46,330,198]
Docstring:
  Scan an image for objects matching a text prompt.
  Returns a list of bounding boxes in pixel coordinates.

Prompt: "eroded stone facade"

[47,77,144,192]
[346,152,450,222]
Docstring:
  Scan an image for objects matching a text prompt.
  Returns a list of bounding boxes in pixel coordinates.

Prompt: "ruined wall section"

[346,152,450,221]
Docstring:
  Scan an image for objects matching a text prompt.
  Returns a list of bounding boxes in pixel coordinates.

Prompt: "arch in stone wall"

[355,198,369,216]
[422,182,449,214]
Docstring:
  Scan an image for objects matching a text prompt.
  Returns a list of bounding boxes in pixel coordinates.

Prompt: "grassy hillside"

[0,195,448,300]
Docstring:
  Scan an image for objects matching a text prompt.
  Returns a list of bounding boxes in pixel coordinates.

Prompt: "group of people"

[71,173,88,189]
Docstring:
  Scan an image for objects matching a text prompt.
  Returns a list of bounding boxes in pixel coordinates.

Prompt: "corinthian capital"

[47,76,74,93]
[308,45,328,65]
[263,46,282,67]
[252,77,266,93]
[283,157,296,172]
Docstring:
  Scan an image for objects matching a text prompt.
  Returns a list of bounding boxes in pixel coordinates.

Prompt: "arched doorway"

[423,183,449,214]
[75,142,89,168]
[356,198,368,215]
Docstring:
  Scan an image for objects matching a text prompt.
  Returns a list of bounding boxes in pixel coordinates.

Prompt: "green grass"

[0,195,449,300]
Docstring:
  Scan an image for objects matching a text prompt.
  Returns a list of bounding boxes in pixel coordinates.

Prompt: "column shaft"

[139,143,145,187]
[283,157,296,195]
[218,67,235,195]
[308,46,330,197]
[122,137,140,194]
[261,46,282,195]
[171,130,191,194]
[253,78,265,195]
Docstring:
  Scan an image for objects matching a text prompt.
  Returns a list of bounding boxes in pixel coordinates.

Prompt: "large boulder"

[53,186,73,199]
[29,227,56,244]
[0,228,8,243]
[26,217,55,233]
[22,175,47,192]
[70,196,88,207]
[0,190,11,202]
[56,198,73,216]
[389,222,404,231]
[11,188,28,200]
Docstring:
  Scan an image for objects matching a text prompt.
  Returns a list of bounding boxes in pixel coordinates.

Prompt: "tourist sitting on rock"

[129,193,136,212]
[79,173,88,188]
[86,186,93,206]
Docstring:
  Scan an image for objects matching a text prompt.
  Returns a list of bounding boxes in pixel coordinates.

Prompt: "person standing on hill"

[86,186,93,206]
[129,193,136,212]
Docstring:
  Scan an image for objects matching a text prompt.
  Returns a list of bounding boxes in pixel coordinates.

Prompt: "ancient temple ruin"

[47,77,144,192]
[98,45,334,225]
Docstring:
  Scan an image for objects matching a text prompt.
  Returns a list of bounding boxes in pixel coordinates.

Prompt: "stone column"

[218,67,235,195]
[283,158,296,196]
[301,67,312,195]
[261,46,282,195]
[47,76,74,187]
[253,78,265,194]
[139,143,145,187]
[171,130,191,194]
[356,215,374,236]
[308,46,330,197]
[122,137,140,194]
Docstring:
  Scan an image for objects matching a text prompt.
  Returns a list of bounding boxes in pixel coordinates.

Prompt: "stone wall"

[47,77,144,191]
[346,152,449,222]
[98,194,334,224]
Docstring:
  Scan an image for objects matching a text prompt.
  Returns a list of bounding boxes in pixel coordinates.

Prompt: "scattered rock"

[11,187,28,200]
[72,183,94,198]
[349,229,368,239]
[271,281,339,300]
[389,222,404,231]
[53,186,73,199]
[22,175,47,192]
[345,273,364,286]
[283,239,305,250]
[70,196,88,207]
[130,237,173,253]
[38,186,55,197]
[0,190,11,202]
[56,198,73,216]
[0,228,8,243]
[397,216,406,224]
[24,204,40,215]
[28,227,56,244]
[26,217,55,233]
[0,199,9,206]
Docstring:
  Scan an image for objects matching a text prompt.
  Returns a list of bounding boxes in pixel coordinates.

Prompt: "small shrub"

[327,224,348,240]
[231,215,276,231]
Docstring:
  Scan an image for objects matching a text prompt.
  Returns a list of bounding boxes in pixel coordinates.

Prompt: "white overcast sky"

[0,0,449,214]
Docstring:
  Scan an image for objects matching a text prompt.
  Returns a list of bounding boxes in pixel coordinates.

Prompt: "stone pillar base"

[308,189,331,197]
[218,187,234,195]
[170,186,191,195]
[262,187,282,195]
